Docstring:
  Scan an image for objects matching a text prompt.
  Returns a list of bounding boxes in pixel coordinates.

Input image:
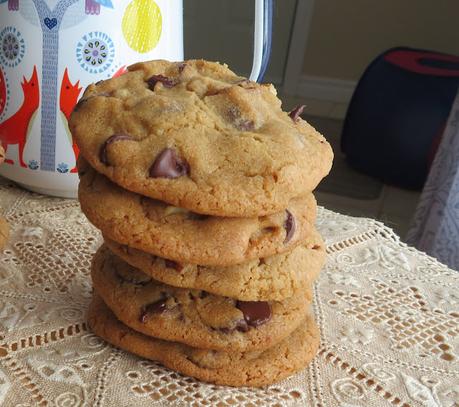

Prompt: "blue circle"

[76,31,115,74]
[0,26,25,68]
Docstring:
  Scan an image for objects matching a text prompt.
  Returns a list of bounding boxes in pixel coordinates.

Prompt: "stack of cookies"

[71,60,333,387]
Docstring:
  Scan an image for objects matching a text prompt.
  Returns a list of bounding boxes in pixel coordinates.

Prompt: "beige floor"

[281,95,421,240]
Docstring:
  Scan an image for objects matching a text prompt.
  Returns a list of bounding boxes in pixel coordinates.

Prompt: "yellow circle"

[122,0,162,53]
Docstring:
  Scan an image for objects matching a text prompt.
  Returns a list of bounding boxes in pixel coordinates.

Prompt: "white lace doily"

[0,177,458,407]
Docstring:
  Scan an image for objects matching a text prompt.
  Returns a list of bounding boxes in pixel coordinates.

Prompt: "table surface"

[0,177,458,407]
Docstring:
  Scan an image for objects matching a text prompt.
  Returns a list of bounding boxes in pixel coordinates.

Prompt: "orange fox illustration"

[0,66,40,167]
[60,68,82,173]
[113,65,127,77]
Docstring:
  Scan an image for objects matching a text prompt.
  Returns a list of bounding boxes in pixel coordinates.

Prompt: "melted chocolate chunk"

[165,259,184,271]
[139,299,168,323]
[99,134,134,165]
[149,148,189,179]
[288,105,305,122]
[284,209,296,244]
[147,74,176,90]
[236,301,272,327]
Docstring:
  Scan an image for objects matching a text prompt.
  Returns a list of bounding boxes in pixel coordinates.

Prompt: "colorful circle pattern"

[122,0,162,53]
[0,26,25,68]
[76,31,115,74]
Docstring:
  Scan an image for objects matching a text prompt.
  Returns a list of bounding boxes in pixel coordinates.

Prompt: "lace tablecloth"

[0,177,458,407]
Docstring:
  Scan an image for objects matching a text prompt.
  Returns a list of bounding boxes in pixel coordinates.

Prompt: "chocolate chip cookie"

[0,145,5,165]
[105,232,325,301]
[88,294,320,387]
[78,159,318,266]
[0,216,8,250]
[92,245,311,351]
[70,59,333,217]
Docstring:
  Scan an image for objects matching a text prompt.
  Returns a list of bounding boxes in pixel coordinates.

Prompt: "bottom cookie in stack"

[88,295,319,387]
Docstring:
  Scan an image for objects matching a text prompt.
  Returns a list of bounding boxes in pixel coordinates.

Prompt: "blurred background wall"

[303,0,459,82]
[184,0,459,111]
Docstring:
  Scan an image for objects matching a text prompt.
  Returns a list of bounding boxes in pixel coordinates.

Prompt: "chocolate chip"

[236,301,272,327]
[199,291,208,299]
[95,80,104,85]
[139,299,168,323]
[147,74,176,90]
[149,148,189,179]
[258,258,266,266]
[288,105,305,122]
[284,209,296,244]
[237,120,255,131]
[99,134,134,165]
[165,259,183,271]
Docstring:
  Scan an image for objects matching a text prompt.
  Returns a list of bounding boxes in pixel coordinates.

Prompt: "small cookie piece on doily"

[0,145,5,165]
[0,216,9,250]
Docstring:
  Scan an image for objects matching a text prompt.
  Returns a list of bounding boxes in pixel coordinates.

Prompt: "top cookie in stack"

[70,59,332,217]
[72,59,333,387]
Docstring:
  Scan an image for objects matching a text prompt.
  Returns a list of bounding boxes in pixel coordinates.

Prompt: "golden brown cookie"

[78,159,318,266]
[105,231,325,301]
[92,245,311,352]
[70,59,333,217]
[0,145,5,165]
[0,216,8,250]
[88,294,320,387]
